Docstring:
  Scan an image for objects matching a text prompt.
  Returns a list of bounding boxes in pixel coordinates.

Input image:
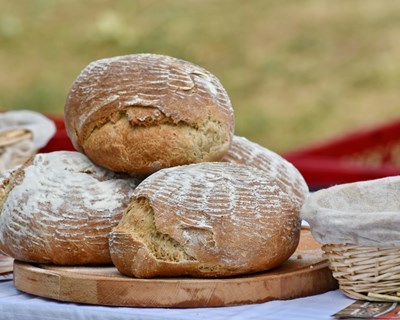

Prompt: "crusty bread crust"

[0,151,142,265]
[222,135,309,208]
[64,53,234,174]
[110,162,301,278]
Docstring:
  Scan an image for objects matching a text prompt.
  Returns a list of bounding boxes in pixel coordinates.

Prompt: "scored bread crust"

[221,135,309,208]
[110,162,301,278]
[64,53,235,174]
[0,151,142,265]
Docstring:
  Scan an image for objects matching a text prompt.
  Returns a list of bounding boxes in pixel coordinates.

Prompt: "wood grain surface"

[0,255,13,275]
[13,229,338,308]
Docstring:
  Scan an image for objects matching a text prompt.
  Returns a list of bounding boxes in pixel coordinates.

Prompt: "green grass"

[1,0,400,152]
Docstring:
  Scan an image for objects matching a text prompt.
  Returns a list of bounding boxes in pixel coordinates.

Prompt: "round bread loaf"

[64,53,235,174]
[109,162,301,278]
[221,135,309,208]
[0,151,142,265]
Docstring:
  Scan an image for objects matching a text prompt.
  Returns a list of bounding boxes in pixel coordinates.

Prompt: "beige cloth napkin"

[0,110,56,174]
[301,176,400,247]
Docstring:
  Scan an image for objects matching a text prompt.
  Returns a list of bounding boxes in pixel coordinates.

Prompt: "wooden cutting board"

[0,254,13,279]
[13,229,338,308]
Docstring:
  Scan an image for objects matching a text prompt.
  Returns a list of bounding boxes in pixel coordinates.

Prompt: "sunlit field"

[1,0,399,152]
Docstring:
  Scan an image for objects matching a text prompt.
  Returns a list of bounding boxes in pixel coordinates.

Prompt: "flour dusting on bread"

[110,162,301,278]
[0,151,141,265]
[222,135,309,207]
[64,53,235,174]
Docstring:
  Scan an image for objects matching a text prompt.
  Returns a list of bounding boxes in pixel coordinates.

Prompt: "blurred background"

[1,0,399,153]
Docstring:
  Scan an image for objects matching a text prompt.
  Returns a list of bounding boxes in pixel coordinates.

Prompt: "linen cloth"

[0,280,352,320]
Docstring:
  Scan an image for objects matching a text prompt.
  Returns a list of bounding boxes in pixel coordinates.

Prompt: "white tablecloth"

[0,280,353,320]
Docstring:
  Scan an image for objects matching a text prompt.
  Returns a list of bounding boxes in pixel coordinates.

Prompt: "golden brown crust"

[221,135,309,208]
[110,162,301,278]
[0,151,142,265]
[64,53,234,174]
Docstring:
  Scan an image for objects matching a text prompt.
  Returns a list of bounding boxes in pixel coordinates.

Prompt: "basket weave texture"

[0,129,34,174]
[323,243,400,302]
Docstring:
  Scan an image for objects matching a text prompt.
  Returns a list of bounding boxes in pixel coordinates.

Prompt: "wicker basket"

[322,243,400,302]
[0,129,32,148]
[0,128,34,173]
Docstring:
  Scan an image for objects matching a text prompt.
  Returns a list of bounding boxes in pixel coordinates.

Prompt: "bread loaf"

[221,135,309,207]
[109,162,301,278]
[0,151,142,265]
[64,53,234,174]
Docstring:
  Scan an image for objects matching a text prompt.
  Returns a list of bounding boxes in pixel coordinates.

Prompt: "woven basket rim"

[0,129,32,148]
[323,243,400,302]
